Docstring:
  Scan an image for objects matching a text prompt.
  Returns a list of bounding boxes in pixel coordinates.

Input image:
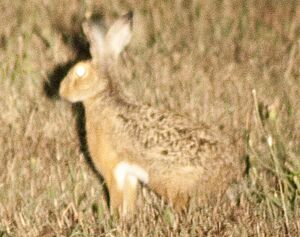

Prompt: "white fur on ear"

[83,12,133,65]
[105,12,133,59]
[83,20,106,64]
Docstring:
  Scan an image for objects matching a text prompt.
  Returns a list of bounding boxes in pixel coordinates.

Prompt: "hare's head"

[59,12,133,102]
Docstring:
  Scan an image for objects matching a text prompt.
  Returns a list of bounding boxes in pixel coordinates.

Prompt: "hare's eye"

[75,65,87,78]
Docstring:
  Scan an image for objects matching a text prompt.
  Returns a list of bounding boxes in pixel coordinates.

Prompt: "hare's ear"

[82,18,106,65]
[104,11,133,60]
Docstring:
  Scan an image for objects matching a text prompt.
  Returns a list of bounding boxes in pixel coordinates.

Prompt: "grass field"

[0,0,300,236]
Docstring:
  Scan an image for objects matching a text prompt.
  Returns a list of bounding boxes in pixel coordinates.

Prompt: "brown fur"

[59,12,241,216]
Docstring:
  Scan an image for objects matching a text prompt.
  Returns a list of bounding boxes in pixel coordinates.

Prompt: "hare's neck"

[83,89,131,116]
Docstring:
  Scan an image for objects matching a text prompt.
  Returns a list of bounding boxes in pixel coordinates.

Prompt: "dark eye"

[75,65,87,78]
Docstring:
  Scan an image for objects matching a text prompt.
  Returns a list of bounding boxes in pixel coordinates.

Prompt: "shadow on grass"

[72,103,110,208]
[43,32,90,99]
[44,22,110,209]
[44,60,77,98]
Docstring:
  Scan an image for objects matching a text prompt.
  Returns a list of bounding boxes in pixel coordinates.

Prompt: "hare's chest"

[85,118,119,168]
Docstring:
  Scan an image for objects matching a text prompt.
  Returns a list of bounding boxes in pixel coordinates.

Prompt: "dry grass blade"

[0,0,300,236]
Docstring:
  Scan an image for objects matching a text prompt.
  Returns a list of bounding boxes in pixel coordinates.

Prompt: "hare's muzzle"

[59,79,68,99]
[59,77,75,102]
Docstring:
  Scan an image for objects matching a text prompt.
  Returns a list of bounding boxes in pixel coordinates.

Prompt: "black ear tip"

[126,11,134,20]
[89,13,105,25]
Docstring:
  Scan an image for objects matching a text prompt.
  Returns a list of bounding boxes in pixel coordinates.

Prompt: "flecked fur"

[59,12,241,215]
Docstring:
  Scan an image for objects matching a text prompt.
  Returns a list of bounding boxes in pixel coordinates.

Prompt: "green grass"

[0,0,300,236]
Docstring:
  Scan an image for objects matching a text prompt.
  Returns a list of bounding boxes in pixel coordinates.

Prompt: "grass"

[0,0,300,236]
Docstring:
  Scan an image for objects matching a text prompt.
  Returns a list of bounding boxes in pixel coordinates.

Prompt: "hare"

[59,12,240,216]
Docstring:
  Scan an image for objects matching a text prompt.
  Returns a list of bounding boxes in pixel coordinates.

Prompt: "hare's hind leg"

[112,161,138,217]
[172,192,190,212]
[109,172,138,217]
[106,175,124,216]
[123,174,138,216]
[113,161,149,216]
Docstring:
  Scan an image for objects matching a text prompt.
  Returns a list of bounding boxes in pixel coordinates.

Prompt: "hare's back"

[116,105,235,168]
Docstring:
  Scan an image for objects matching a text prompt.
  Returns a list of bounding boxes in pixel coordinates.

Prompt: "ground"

[0,0,300,236]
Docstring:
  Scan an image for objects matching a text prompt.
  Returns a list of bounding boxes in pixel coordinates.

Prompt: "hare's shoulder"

[116,104,229,166]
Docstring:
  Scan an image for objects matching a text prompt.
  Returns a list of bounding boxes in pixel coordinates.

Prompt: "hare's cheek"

[72,78,84,90]
[81,80,92,91]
